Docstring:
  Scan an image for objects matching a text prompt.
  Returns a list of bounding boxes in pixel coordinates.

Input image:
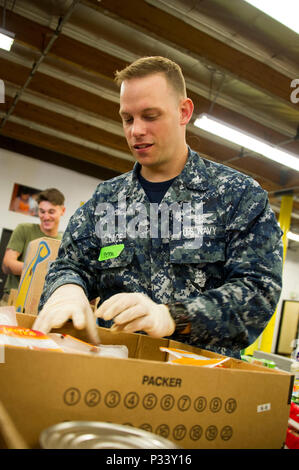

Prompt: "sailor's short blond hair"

[114,56,187,99]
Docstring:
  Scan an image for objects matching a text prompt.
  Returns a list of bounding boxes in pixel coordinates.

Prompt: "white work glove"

[33,284,96,336]
[96,293,175,338]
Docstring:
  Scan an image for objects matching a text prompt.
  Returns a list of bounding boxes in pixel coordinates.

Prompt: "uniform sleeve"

[6,224,27,255]
[38,197,100,310]
[170,181,283,357]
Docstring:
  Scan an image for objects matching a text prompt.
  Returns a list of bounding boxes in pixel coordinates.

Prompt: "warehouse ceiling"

[0,0,299,235]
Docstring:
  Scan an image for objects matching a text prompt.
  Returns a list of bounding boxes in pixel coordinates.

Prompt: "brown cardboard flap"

[168,339,226,359]
[135,334,168,362]
[167,340,291,375]
[0,401,28,449]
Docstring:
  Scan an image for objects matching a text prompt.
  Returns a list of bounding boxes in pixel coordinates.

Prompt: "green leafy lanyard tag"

[98,244,125,261]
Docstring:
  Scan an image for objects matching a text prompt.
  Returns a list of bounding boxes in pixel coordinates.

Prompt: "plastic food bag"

[0,307,128,359]
[241,354,276,369]
[160,347,230,367]
[49,333,128,359]
[0,306,18,326]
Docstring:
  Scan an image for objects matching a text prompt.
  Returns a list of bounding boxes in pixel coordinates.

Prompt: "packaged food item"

[285,427,299,449]
[0,325,63,351]
[0,306,18,326]
[290,360,299,404]
[49,333,128,359]
[241,354,277,369]
[160,347,230,367]
[0,308,127,359]
[285,402,299,449]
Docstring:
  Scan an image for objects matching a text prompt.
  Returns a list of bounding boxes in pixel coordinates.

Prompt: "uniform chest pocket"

[169,238,226,295]
[70,225,99,259]
[169,239,226,265]
[97,242,136,295]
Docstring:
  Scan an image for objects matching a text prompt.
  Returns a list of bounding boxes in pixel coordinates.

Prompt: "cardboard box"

[14,238,61,315]
[7,289,17,307]
[0,313,293,449]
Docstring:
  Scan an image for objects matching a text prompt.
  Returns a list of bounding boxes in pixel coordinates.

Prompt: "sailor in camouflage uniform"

[34,57,282,358]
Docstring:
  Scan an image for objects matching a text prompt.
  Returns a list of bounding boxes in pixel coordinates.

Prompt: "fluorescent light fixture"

[243,0,299,34]
[287,231,299,242]
[194,114,299,172]
[0,27,15,51]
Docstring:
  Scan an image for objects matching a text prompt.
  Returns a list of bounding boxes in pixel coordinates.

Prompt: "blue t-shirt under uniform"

[137,170,176,204]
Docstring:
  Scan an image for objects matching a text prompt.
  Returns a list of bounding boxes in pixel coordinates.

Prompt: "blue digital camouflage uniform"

[39,148,283,358]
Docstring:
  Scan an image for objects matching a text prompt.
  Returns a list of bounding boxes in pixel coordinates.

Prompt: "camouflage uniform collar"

[161,149,209,203]
[108,147,209,203]
[131,147,208,189]
[177,147,209,191]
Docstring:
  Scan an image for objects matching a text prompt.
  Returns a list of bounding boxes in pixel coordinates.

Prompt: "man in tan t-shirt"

[1,188,65,298]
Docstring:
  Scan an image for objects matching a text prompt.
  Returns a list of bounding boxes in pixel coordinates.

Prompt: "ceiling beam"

[0,120,133,174]
[3,97,129,154]
[0,7,127,81]
[0,57,120,121]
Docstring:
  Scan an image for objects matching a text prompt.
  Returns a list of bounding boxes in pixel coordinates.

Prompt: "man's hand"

[33,284,97,337]
[2,249,23,275]
[96,293,175,338]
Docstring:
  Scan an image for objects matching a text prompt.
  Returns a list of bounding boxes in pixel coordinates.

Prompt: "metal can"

[39,421,180,449]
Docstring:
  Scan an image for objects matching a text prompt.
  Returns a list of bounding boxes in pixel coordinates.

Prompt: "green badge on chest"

[98,244,125,261]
